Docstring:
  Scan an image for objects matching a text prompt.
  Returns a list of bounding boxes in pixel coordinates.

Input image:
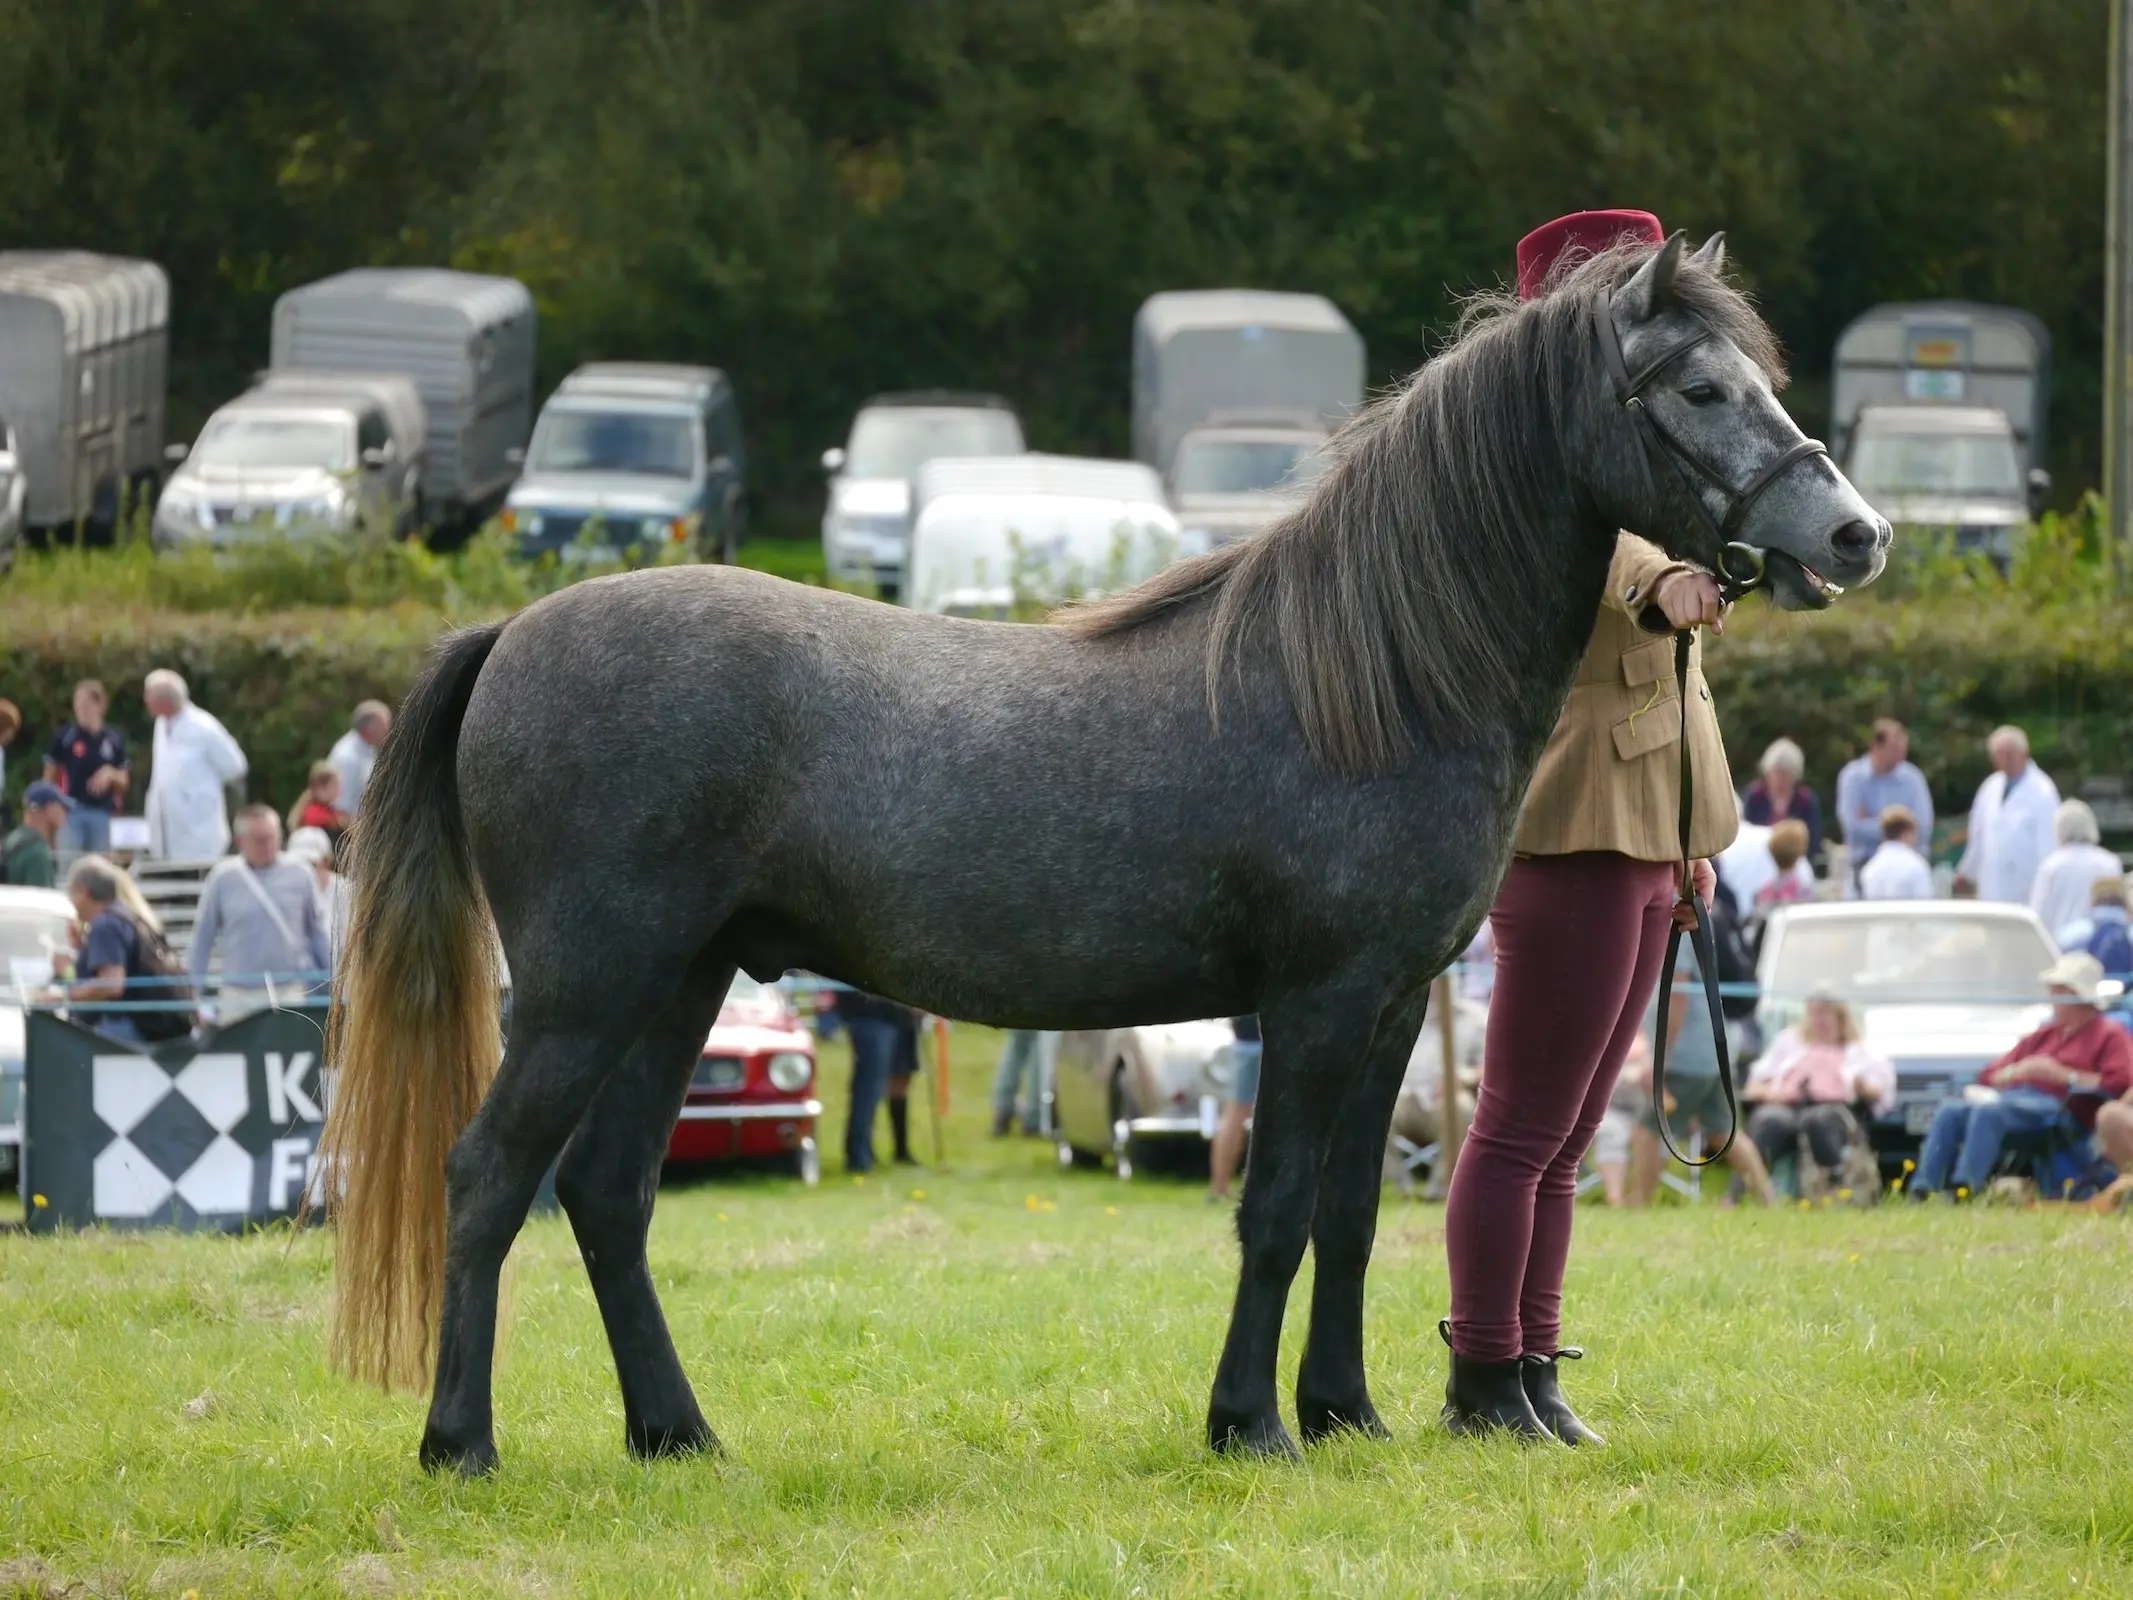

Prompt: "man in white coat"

[1956,725,2060,904]
[143,668,249,860]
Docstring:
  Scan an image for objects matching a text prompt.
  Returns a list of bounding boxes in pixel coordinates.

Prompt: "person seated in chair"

[1741,988,1892,1195]
[1910,953,2133,1199]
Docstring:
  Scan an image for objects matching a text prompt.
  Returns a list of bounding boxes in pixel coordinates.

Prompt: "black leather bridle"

[1592,295,1830,605]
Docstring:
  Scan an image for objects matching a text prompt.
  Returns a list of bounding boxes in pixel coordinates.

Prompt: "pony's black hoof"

[1208,1407,1302,1461]
[1297,1391,1392,1445]
[418,1427,498,1479]
[627,1415,722,1462]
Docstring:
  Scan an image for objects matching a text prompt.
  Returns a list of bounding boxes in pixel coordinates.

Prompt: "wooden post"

[1433,971,1466,1195]
[2109,0,2133,586]
[932,1014,951,1165]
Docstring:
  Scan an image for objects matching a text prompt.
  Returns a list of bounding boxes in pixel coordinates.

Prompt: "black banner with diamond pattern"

[24,1006,331,1234]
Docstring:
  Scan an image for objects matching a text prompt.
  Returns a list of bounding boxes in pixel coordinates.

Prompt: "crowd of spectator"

[1428,714,2133,1210]
[1712,717,2133,957]
[1,673,388,1029]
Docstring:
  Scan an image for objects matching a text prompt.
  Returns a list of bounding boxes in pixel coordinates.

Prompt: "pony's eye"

[1681,382,1725,406]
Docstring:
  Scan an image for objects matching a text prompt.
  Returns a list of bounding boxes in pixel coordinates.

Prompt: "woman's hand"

[1691,858,1716,904]
[1653,569,1728,635]
[1672,860,1718,929]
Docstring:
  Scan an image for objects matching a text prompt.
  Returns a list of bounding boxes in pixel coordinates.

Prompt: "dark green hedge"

[4,592,2127,829]
[0,603,452,821]
[1711,600,2132,824]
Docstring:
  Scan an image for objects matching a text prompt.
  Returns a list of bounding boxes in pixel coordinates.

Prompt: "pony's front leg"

[1295,986,1431,1443]
[1206,985,1378,1458]
[420,1020,629,1477]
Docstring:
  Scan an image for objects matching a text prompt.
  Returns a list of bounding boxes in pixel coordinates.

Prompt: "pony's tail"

[321,622,506,1391]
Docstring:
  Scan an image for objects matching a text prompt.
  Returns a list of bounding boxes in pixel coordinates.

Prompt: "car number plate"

[1904,1101,1939,1136]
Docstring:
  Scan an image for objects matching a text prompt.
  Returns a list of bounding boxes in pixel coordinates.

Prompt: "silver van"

[154,371,428,547]
[821,391,1024,597]
[1132,290,1362,547]
[503,364,746,563]
[271,268,535,529]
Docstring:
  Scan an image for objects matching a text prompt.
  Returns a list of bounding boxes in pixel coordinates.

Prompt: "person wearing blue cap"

[2,780,70,887]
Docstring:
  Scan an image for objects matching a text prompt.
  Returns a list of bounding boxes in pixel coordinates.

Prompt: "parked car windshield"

[531,408,698,478]
[846,409,1022,479]
[195,415,353,471]
[1769,914,2055,1002]
[0,908,73,970]
[1850,430,2021,499]
[1172,437,1326,496]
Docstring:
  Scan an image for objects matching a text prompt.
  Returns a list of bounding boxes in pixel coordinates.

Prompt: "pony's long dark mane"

[1061,243,1785,773]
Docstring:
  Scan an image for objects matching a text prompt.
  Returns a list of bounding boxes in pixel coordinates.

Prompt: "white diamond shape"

[92,1054,171,1137]
[94,1136,175,1218]
[173,1053,249,1133]
[175,1135,253,1216]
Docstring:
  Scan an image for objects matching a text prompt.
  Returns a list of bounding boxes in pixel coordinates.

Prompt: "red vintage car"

[664,973,822,1183]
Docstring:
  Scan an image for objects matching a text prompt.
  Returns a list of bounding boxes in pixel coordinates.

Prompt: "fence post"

[932,1014,951,1165]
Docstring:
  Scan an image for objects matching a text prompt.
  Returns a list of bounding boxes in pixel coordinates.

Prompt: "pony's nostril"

[1831,519,1878,556]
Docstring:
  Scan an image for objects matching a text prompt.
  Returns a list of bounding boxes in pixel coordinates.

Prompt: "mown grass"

[5,1025,2132,1597]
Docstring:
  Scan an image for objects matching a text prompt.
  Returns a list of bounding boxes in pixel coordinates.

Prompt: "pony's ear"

[1618,230,1689,322]
[1689,231,1727,275]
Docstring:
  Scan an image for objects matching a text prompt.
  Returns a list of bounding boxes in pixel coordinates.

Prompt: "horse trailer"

[1831,303,2052,563]
[1131,291,1363,476]
[0,251,170,535]
[270,268,536,528]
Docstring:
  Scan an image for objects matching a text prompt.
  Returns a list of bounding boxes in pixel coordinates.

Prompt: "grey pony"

[322,232,1889,1476]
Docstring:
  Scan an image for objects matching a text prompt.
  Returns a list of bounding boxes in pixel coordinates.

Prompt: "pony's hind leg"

[1295,987,1430,1444]
[554,966,731,1461]
[420,1015,639,1477]
[1206,984,1378,1459]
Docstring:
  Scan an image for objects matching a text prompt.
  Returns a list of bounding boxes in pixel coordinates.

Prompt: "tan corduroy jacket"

[1514,533,1740,862]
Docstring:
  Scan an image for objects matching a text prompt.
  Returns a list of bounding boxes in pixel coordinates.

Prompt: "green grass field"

[5,1025,2133,1597]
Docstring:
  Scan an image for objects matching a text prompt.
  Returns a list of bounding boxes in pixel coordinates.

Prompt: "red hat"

[1516,209,1665,301]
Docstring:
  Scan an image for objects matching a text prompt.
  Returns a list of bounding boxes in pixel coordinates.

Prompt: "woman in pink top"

[1742,993,1894,1185]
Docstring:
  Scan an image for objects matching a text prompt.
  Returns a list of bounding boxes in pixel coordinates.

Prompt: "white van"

[904,455,1190,617]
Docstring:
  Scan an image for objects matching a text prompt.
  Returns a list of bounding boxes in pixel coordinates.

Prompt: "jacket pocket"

[1621,636,1674,689]
[1611,689,1683,762]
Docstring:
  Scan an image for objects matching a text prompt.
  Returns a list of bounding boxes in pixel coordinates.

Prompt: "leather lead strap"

[1647,628,1739,1169]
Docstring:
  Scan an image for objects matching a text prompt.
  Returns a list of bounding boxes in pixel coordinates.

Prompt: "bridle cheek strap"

[1591,295,1830,604]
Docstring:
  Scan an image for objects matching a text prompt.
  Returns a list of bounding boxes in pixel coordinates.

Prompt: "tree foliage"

[0,0,2105,533]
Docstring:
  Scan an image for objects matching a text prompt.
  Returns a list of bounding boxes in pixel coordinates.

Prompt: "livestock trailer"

[1130,290,1363,479]
[1830,302,2051,476]
[270,268,535,526]
[0,252,170,533]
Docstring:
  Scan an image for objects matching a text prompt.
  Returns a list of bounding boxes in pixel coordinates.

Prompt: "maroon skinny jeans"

[1444,851,1678,1361]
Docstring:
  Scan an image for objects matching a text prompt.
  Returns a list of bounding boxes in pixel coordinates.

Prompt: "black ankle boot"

[1438,1321,1551,1440]
[887,1097,916,1164]
[1521,1348,1604,1446]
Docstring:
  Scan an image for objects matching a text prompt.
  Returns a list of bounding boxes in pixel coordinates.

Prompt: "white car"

[904,455,1186,617]
[1049,1019,1237,1178]
[1754,900,2059,1167]
[819,392,1023,597]
[0,886,78,1181]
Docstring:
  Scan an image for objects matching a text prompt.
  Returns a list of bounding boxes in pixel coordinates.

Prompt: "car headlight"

[640,514,669,544]
[277,488,349,528]
[766,1051,812,1093]
[159,484,209,528]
